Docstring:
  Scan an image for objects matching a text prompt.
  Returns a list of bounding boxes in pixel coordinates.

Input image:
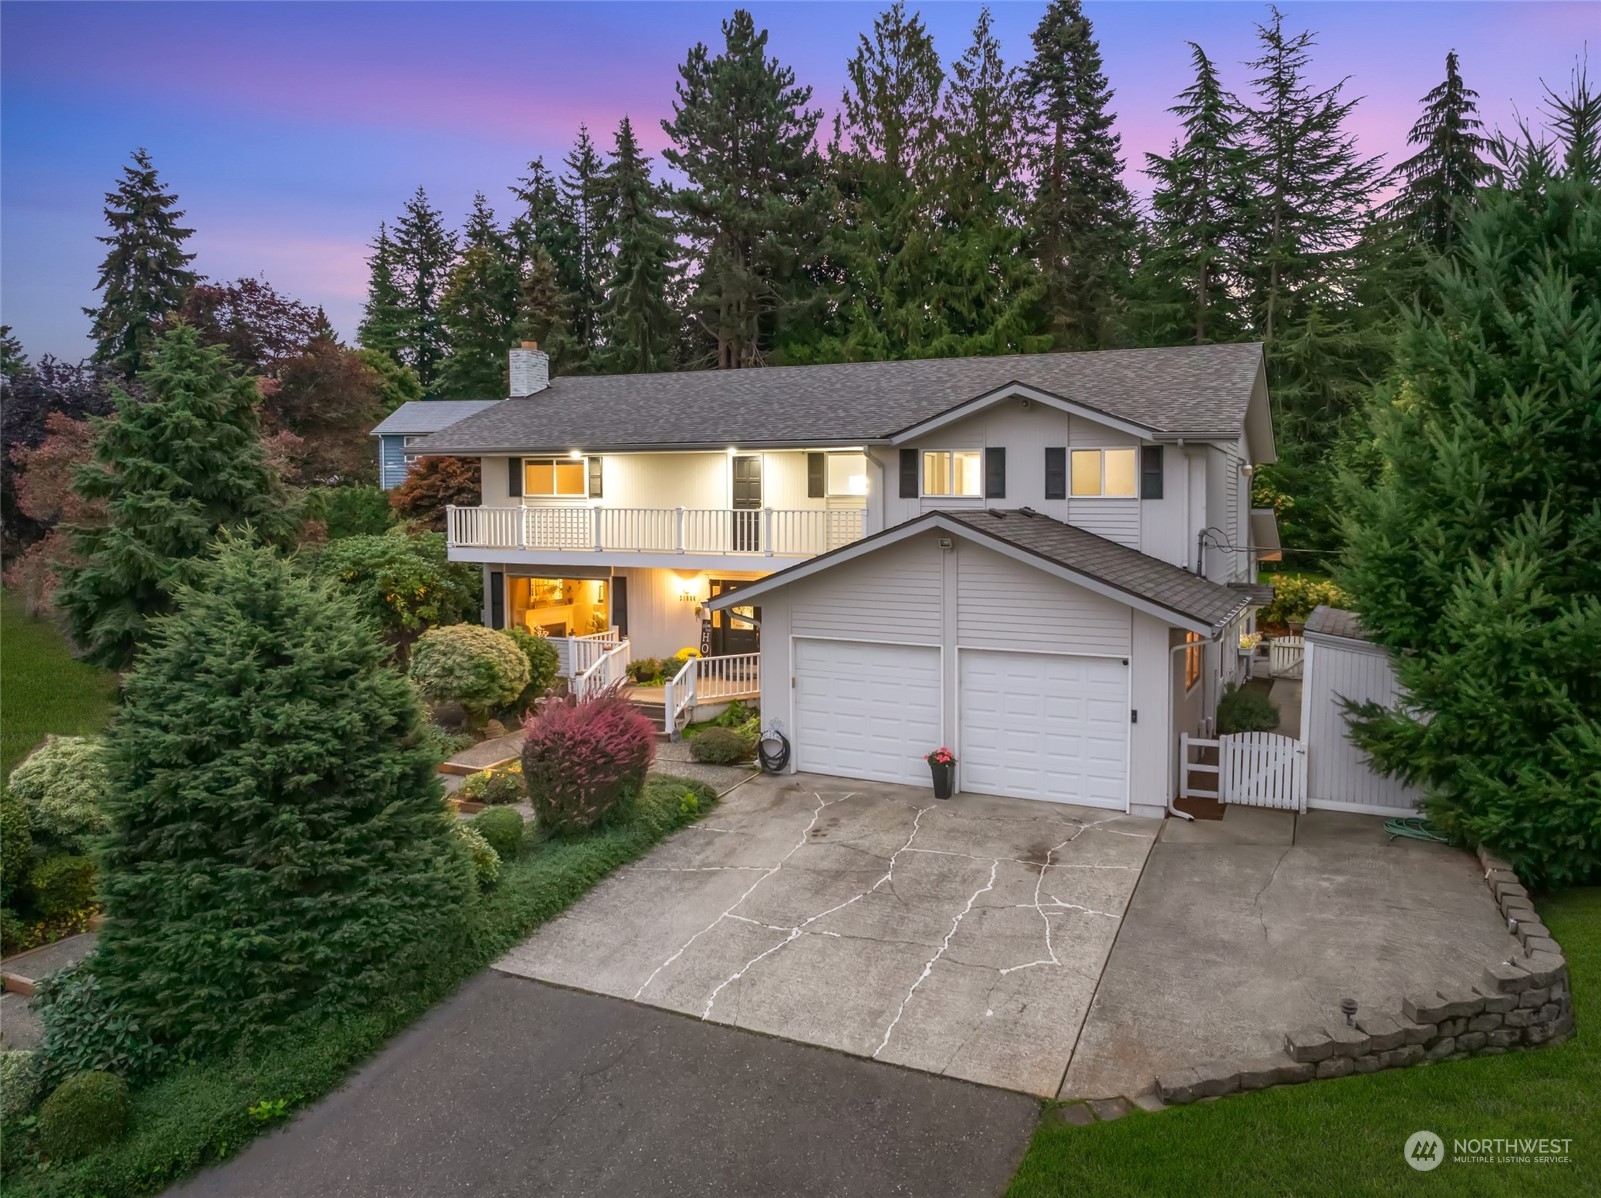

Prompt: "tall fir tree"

[0,325,27,378]
[508,158,572,270]
[662,9,824,368]
[560,125,609,365]
[56,325,298,668]
[389,187,458,394]
[595,117,679,374]
[84,149,197,380]
[1021,0,1135,351]
[516,244,578,373]
[94,536,474,1059]
[1383,51,1493,252]
[357,223,408,364]
[436,194,521,397]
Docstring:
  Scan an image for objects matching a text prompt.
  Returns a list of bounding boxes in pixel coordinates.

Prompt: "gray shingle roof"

[942,510,1249,632]
[1304,605,1372,642]
[370,400,501,437]
[410,342,1264,454]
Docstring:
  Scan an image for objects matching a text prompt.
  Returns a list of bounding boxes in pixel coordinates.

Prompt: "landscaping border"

[1156,845,1575,1104]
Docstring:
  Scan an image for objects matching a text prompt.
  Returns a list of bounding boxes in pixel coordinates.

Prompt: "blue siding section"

[379,435,411,490]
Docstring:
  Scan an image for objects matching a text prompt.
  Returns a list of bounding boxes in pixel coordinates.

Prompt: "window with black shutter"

[807,452,825,498]
[984,447,1006,499]
[1045,447,1067,499]
[899,448,919,498]
[508,457,523,498]
[587,456,603,498]
[1141,445,1164,499]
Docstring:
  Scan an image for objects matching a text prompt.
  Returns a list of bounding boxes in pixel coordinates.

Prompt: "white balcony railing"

[446,505,864,558]
[663,652,761,736]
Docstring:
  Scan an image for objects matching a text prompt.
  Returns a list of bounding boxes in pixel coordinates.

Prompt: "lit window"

[826,453,868,496]
[1185,632,1203,690]
[922,450,982,497]
[1071,448,1138,497]
[523,457,588,497]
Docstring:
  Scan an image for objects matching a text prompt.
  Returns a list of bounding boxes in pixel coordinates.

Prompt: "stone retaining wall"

[1156,845,1575,1105]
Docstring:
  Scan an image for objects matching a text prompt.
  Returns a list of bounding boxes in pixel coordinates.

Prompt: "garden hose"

[758,729,791,774]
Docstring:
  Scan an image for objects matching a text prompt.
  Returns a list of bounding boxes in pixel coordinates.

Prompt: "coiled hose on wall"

[758,729,791,774]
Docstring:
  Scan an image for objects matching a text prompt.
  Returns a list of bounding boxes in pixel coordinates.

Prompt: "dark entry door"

[709,579,760,656]
[731,455,762,552]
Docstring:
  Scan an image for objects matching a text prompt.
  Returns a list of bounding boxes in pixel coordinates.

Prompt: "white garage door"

[958,650,1128,809]
[793,639,942,786]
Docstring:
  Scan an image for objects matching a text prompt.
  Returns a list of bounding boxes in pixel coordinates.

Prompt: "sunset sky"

[1,1,1591,360]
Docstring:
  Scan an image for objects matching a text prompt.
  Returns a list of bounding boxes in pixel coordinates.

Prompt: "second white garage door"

[793,638,942,786]
[958,650,1129,809]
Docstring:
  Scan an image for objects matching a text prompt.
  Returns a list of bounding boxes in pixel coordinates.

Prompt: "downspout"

[1167,639,1197,821]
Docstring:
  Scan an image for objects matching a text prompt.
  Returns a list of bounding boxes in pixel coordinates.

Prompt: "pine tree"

[561,126,609,364]
[1021,0,1135,350]
[508,157,571,269]
[436,194,521,397]
[56,325,297,668]
[389,188,458,394]
[1137,43,1253,345]
[1384,51,1492,252]
[595,117,679,374]
[516,244,578,373]
[93,535,474,1058]
[357,223,408,364]
[1338,85,1601,885]
[84,149,197,379]
[662,9,824,368]
[0,325,27,378]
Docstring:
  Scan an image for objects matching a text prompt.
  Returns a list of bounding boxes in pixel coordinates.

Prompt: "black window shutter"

[1045,447,1067,500]
[1141,446,1164,500]
[587,456,603,498]
[807,452,825,498]
[489,572,505,630]
[984,447,1006,499]
[508,457,523,498]
[611,576,628,636]
[899,448,919,498]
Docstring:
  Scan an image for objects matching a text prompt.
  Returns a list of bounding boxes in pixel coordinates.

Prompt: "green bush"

[501,627,560,712]
[34,962,164,1086]
[410,624,531,728]
[412,720,474,767]
[308,484,395,540]
[313,529,479,653]
[473,808,525,862]
[626,656,664,684]
[38,1070,130,1161]
[458,766,524,806]
[1260,575,1348,627]
[690,726,756,765]
[453,822,501,889]
[1,1049,41,1120]
[1,787,31,906]
[6,736,110,854]
[1216,683,1281,735]
[27,855,96,920]
[1,908,25,955]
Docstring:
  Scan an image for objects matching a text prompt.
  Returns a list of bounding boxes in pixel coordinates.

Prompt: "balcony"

[445,505,866,561]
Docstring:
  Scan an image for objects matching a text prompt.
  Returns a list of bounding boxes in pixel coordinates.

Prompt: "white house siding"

[954,542,1130,656]
[1300,634,1422,814]
[1139,444,1191,569]
[1130,612,1176,818]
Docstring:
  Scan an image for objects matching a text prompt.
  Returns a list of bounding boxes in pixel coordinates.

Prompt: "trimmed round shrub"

[690,726,756,765]
[38,1070,130,1161]
[1,1050,41,1120]
[1,788,31,906]
[473,808,524,862]
[410,624,531,727]
[6,736,111,854]
[27,854,96,920]
[453,822,501,889]
[1216,683,1280,735]
[522,691,656,835]
[458,766,524,806]
[502,627,560,710]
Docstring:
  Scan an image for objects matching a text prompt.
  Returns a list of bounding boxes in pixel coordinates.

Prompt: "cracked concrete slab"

[497,773,1157,1096]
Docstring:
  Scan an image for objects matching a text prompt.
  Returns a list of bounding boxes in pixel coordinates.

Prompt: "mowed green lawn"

[1,590,118,778]
[1009,888,1599,1197]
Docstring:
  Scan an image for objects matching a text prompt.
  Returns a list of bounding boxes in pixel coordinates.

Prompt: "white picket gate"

[1269,636,1305,679]
[1180,731,1308,812]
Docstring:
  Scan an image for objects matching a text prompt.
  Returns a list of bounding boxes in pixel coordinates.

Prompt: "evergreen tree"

[662,9,824,368]
[389,188,458,393]
[94,535,474,1058]
[436,195,521,397]
[509,156,585,371]
[84,149,197,379]
[595,117,679,374]
[1338,91,1601,885]
[1384,51,1493,252]
[56,325,297,668]
[0,325,28,379]
[357,223,408,364]
[516,244,578,373]
[1136,43,1253,345]
[1021,0,1135,350]
[561,125,609,364]
[509,158,569,266]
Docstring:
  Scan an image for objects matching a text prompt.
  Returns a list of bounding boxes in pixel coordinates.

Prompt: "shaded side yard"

[1,590,118,778]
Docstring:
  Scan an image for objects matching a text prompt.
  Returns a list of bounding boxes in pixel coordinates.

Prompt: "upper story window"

[923,450,982,497]
[1070,447,1137,497]
[524,457,588,497]
[402,435,424,465]
[826,453,867,497]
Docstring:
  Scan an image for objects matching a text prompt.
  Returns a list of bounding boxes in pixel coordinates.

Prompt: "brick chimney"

[509,342,550,397]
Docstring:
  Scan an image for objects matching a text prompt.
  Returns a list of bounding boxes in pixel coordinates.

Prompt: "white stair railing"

[663,654,699,736]
[661,652,761,737]
[572,638,631,702]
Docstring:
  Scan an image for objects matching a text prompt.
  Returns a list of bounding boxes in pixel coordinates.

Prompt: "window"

[1185,632,1203,690]
[1069,447,1138,497]
[402,435,423,466]
[1140,445,1164,499]
[826,452,867,497]
[523,457,588,497]
[922,450,982,497]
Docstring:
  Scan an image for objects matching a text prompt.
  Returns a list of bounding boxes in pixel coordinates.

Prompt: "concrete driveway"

[498,773,1157,1097]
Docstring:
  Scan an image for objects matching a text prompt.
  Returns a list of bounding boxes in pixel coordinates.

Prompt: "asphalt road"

[169,971,1041,1198]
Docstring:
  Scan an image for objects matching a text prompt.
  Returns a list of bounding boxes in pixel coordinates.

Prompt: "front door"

[732,455,762,552]
[709,579,760,656]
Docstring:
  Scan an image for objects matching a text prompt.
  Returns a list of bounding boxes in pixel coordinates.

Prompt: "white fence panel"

[1179,731,1307,811]
[1269,636,1305,679]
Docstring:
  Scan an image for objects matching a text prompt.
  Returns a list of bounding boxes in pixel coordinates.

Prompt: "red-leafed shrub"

[521,688,656,835]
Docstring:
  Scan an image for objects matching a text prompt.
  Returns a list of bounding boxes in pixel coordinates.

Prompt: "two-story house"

[370,400,501,489]
[406,342,1280,818]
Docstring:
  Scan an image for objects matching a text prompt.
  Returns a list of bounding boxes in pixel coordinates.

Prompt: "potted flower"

[925,746,956,800]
